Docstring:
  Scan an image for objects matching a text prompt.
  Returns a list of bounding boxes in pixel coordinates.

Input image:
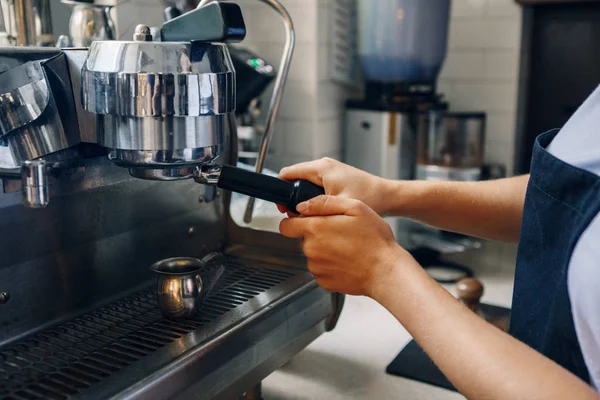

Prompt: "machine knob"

[456,277,484,315]
[133,25,153,42]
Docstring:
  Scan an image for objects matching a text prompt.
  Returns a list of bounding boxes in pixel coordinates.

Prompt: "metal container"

[357,0,451,83]
[0,57,81,165]
[417,111,486,181]
[62,0,115,47]
[81,33,235,180]
[150,253,226,319]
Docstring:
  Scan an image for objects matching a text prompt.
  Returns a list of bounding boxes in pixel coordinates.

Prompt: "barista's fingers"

[279,158,335,187]
[277,205,299,218]
[297,195,364,217]
[279,217,310,238]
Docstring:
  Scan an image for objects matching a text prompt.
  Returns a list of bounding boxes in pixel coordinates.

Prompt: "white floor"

[262,270,515,400]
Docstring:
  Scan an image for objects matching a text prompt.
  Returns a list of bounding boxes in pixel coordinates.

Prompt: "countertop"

[262,269,515,400]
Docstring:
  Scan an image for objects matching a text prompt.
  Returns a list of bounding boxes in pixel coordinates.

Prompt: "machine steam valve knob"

[133,25,153,42]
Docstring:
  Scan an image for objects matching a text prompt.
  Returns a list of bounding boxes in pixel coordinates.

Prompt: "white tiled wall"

[439,0,522,175]
[439,0,523,273]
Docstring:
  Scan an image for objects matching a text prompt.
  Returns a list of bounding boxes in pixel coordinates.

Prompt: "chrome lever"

[242,0,295,224]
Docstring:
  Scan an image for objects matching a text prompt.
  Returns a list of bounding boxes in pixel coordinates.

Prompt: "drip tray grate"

[0,258,296,400]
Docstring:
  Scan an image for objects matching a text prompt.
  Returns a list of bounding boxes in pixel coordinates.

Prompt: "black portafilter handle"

[216,165,325,214]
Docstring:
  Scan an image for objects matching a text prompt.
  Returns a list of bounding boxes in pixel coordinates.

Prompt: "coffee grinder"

[345,0,451,244]
[345,0,485,281]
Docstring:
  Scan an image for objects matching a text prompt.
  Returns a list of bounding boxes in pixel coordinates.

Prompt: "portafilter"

[81,2,324,213]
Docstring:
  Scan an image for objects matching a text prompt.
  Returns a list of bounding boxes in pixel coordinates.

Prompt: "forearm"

[380,175,530,243]
[372,257,599,400]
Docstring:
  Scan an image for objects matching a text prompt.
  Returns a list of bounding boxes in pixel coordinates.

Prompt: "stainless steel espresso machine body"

[82,37,234,181]
[0,3,341,399]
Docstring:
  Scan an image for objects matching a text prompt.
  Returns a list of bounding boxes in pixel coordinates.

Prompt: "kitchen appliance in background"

[417,111,486,182]
[0,0,53,46]
[32,0,53,45]
[410,111,492,278]
[346,0,489,280]
[357,0,451,89]
[345,0,451,244]
[59,0,116,47]
[0,2,341,399]
[403,112,490,282]
[344,106,442,245]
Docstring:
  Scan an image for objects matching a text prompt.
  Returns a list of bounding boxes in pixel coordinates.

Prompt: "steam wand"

[241,0,295,224]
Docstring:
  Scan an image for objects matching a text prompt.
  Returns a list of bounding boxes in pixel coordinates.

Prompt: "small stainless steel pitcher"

[150,253,225,319]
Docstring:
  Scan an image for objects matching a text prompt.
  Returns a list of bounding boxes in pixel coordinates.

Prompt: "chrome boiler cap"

[81,40,236,117]
[79,1,246,180]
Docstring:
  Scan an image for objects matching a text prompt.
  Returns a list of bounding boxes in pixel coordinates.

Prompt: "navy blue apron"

[510,129,596,383]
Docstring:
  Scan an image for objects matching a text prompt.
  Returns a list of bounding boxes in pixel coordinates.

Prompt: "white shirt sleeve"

[547,85,600,175]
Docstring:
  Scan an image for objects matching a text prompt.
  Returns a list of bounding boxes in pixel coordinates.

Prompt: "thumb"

[296,195,364,217]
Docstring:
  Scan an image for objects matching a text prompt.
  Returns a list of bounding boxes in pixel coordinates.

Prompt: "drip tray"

[0,258,330,400]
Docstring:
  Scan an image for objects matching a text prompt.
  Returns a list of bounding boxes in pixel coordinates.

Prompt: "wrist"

[369,250,433,315]
[367,245,415,300]
[376,179,419,217]
[375,178,400,216]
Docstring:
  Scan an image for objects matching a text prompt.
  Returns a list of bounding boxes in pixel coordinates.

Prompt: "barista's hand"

[278,158,391,215]
[279,195,409,297]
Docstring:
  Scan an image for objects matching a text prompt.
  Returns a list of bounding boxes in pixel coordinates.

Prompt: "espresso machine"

[0,2,342,399]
